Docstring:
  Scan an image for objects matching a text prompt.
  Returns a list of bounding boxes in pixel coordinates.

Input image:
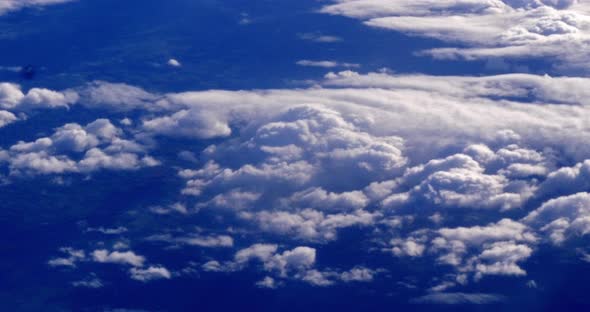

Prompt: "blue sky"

[2,0,590,311]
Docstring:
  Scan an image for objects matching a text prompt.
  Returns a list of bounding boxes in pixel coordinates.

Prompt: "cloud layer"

[320,0,590,72]
[14,70,588,296]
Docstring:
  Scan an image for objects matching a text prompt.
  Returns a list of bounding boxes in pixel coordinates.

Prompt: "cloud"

[147,233,234,248]
[129,266,172,282]
[35,70,590,291]
[339,267,378,282]
[76,81,165,112]
[411,292,505,304]
[319,0,590,72]
[523,192,590,244]
[0,82,77,111]
[298,33,343,43]
[0,110,17,128]
[256,276,278,289]
[86,226,128,235]
[48,247,85,267]
[3,119,158,175]
[296,60,360,68]
[143,108,232,139]
[167,59,182,67]
[72,277,104,288]
[92,250,146,267]
[0,0,74,16]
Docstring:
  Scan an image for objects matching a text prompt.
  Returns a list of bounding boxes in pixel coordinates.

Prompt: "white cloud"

[4,119,158,175]
[33,70,590,290]
[129,266,172,282]
[243,209,379,242]
[143,108,232,139]
[92,249,146,267]
[0,0,74,16]
[523,192,590,244]
[411,292,505,304]
[298,33,343,43]
[48,247,85,267]
[320,0,590,72]
[167,59,182,67]
[256,276,278,289]
[339,267,378,282]
[0,82,77,111]
[296,60,359,68]
[0,110,17,128]
[147,233,234,248]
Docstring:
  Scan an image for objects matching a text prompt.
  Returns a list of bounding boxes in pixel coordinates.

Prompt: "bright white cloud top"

[15,69,587,293]
[320,0,590,72]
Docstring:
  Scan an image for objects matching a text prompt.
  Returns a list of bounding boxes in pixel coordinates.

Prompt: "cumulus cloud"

[36,70,590,292]
[523,192,590,244]
[203,243,378,287]
[92,249,146,267]
[0,82,77,111]
[320,0,590,72]
[129,266,172,282]
[0,110,17,128]
[2,118,158,175]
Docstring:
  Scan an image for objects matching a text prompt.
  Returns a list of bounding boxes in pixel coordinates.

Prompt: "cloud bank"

[320,0,590,72]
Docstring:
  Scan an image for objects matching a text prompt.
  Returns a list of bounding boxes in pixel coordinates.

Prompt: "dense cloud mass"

[320,0,590,72]
[15,68,587,296]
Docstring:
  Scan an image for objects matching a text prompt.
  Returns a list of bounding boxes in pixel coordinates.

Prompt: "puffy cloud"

[202,243,380,287]
[391,238,426,257]
[537,160,590,198]
[523,192,590,244]
[167,59,182,67]
[0,110,18,128]
[3,119,158,175]
[0,83,24,109]
[437,219,536,246]
[129,266,172,282]
[381,148,541,211]
[143,108,232,139]
[0,83,77,111]
[33,70,590,292]
[243,209,379,242]
[256,276,278,289]
[339,267,378,282]
[92,250,146,267]
[385,219,539,280]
